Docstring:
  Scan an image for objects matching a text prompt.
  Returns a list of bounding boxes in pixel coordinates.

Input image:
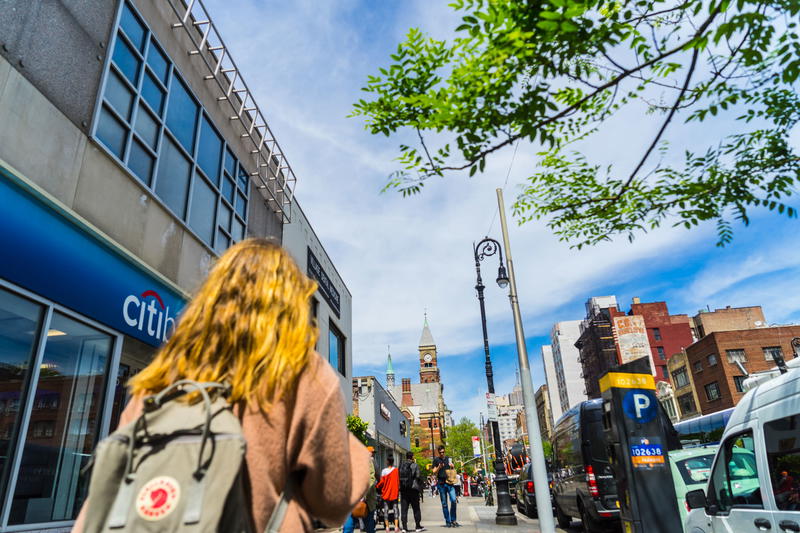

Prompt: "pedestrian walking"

[431,445,460,528]
[399,451,426,532]
[376,455,401,532]
[343,446,378,533]
[71,239,370,532]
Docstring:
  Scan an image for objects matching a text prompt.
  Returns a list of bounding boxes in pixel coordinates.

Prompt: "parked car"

[514,463,554,518]
[685,360,800,533]
[551,399,620,533]
[668,446,718,525]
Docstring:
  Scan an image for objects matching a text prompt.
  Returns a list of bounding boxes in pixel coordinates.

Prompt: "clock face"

[423,353,433,363]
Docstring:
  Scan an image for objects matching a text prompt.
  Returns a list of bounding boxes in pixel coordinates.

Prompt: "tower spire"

[386,345,395,388]
[419,314,435,347]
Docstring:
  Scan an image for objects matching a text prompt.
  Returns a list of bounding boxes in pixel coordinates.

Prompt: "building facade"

[390,320,452,459]
[0,2,343,531]
[687,326,800,415]
[534,384,553,442]
[691,306,766,339]
[628,298,694,383]
[541,345,564,425]
[666,350,702,421]
[576,296,625,399]
[352,376,410,469]
[550,320,586,414]
[283,202,353,405]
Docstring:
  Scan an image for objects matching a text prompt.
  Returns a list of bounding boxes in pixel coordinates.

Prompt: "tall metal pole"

[474,239,517,525]
[496,188,556,533]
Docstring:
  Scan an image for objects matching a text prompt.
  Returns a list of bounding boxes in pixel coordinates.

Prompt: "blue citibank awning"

[0,163,186,347]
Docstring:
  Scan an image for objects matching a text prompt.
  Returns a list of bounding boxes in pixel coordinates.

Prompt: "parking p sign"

[622,389,658,423]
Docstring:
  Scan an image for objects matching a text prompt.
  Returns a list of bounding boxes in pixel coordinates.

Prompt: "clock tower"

[419,316,440,383]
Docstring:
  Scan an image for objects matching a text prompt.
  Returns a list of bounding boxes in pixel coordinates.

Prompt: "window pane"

[188,173,216,245]
[128,139,154,185]
[197,116,223,185]
[104,70,133,121]
[237,166,249,191]
[222,177,235,204]
[231,217,244,242]
[134,105,159,149]
[765,414,800,511]
[146,42,169,83]
[154,137,191,218]
[215,228,230,254]
[141,71,165,117]
[111,35,140,85]
[224,149,236,175]
[0,289,44,500]
[165,76,198,153]
[96,107,128,159]
[328,329,339,369]
[218,201,232,232]
[9,313,112,524]
[119,3,146,52]
[235,191,247,219]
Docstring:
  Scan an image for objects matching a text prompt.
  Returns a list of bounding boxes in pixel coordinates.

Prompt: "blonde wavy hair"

[129,238,319,407]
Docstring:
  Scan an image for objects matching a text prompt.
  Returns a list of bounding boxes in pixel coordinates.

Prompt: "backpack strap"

[264,478,294,533]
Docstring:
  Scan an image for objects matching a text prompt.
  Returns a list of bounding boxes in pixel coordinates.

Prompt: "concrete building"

[550,320,586,413]
[534,384,553,441]
[687,325,800,415]
[541,345,565,425]
[283,202,353,406]
[691,305,767,339]
[0,2,344,530]
[666,350,701,421]
[628,298,694,383]
[352,376,411,469]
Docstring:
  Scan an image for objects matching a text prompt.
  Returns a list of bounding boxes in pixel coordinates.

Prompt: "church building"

[389,318,453,459]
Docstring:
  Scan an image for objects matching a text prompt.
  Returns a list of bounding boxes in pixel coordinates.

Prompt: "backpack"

[81,381,291,533]
[399,461,415,491]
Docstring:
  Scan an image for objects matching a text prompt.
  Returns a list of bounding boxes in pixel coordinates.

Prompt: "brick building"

[534,384,553,442]
[691,305,766,338]
[576,296,626,398]
[666,350,701,420]
[630,298,694,383]
[687,325,800,414]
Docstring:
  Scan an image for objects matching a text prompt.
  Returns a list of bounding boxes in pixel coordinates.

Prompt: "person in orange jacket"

[376,455,401,532]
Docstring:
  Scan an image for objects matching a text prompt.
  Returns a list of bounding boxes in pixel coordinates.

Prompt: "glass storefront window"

[9,312,113,525]
[0,289,44,502]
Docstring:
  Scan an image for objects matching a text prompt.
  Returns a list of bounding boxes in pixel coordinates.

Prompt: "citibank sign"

[123,290,177,342]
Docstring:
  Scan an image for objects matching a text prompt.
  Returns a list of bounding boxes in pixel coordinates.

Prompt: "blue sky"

[206,0,800,423]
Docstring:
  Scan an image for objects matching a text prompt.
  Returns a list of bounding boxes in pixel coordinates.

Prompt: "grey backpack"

[81,381,291,533]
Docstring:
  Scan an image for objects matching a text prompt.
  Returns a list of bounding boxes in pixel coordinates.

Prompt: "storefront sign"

[307,248,341,317]
[380,403,391,421]
[0,170,185,346]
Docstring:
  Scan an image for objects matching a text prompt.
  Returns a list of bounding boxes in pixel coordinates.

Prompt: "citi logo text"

[123,290,176,341]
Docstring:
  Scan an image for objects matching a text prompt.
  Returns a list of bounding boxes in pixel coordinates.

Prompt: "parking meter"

[601,359,683,533]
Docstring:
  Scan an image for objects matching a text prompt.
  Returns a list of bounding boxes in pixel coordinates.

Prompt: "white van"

[684,360,800,533]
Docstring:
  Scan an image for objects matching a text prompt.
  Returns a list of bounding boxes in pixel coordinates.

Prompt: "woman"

[73,238,369,532]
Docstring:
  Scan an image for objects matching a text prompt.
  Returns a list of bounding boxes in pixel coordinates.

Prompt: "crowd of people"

[71,240,489,533]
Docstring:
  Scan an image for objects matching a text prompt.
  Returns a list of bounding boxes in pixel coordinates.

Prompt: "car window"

[708,431,763,513]
[674,454,715,484]
[585,409,610,463]
[764,413,800,511]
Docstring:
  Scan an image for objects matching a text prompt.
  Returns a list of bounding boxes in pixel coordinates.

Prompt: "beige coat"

[73,353,370,532]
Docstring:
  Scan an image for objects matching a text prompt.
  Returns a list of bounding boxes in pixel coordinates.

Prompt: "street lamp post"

[473,237,517,525]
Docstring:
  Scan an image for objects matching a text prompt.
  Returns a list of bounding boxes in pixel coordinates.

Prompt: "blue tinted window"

[134,106,159,149]
[105,71,134,120]
[120,4,146,51]
[218,201,232,231]
[224,149,235,175]
[129,139,154,185]
[231,217,244,242]
[221,177,235,204]
[154,137,191,218]
[96,107,127,158]
[165,77,198,153]
[146,43,169,83]
[235,191,247,219]
[188,173,216,244]
[215,228,230,254]
[237,166,249,191]
[141,71,165,116]
[197,115,222,184]
[112,35,140,85]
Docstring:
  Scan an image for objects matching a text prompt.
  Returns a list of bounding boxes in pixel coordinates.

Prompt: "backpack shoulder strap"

[264,478,294,533]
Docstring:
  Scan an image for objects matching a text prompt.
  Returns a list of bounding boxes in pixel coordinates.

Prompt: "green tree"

[446,417,481,469]
[353,0,800,248]
[347,414,370,446]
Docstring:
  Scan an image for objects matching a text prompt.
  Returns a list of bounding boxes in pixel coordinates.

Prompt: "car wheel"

[517,501,525,515]
[526,499,538,519]
[579,503,596,533]
[555,503,571,529]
